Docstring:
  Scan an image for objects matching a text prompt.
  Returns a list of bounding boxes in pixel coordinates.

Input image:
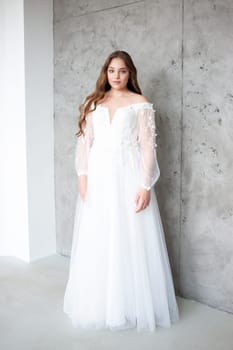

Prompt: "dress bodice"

[75,101,160,190]
[90,102,155,151]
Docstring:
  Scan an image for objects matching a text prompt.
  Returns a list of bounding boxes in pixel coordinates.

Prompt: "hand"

[134,187,151,213]
[78,175,87,201]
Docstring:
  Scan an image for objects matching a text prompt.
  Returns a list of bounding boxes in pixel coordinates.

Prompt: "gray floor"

[1,254,233,350]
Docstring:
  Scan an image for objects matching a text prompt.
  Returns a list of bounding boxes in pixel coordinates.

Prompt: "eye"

[108,69,114,73]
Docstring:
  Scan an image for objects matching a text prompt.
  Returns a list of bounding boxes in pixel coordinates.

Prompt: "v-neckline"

[98,102,152,125]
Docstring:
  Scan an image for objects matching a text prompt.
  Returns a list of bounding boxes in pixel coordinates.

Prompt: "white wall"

[24,0,56,261]
[0,0,29,260]
[0,0,56,262]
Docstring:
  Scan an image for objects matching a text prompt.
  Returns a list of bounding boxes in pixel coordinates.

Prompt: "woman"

[63,50,179,332]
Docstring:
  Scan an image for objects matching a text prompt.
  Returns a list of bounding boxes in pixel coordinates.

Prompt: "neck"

[107,88,129,98]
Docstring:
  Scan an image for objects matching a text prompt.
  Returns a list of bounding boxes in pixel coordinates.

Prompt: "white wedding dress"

[63,102,179,332]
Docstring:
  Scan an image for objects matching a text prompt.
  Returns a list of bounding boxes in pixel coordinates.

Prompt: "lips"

[112,81,120,84]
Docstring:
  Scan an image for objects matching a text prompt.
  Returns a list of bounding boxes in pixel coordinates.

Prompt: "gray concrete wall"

[180,0,233,313]
[54,0,233,313]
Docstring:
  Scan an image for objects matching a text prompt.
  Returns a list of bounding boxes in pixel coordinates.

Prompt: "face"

[107,57,130,90]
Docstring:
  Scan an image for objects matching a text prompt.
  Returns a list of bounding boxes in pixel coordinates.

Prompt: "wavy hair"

[76,50,142,136]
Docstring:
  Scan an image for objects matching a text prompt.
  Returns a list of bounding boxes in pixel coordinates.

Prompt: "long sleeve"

[137,104,160,190]
[75,113,94,176]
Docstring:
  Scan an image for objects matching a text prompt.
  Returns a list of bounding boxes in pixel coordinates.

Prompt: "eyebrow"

[108,66,127,69]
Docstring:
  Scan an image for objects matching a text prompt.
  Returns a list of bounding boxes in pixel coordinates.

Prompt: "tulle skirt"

[63,147,179,332]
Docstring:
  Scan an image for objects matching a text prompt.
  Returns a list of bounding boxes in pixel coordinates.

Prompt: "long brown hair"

[76,50,142,136]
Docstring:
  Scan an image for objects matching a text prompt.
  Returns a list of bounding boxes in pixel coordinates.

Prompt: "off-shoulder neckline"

[97,101,153,109]
[96,102,154,125]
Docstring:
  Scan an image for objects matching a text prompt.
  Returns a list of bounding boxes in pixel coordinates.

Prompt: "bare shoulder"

[129,92,149,104]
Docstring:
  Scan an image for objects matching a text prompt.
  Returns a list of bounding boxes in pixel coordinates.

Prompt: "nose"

[114,71,120,79]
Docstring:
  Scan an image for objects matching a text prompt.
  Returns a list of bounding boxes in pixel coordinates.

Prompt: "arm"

[137,105,160,190]
[135,105,160,212]
[75,114,94,200]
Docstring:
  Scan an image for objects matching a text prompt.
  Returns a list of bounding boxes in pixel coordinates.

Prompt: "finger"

[135,200,144,213]
[141,203,146,211]
[135,192,140,205]
[80,192,86,201]
[137,201,149,212]
[136,206,144,213]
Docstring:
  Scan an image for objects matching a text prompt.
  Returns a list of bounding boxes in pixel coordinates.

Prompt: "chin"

[111,84,127,90]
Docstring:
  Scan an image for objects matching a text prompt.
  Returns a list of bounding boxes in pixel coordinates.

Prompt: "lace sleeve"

[137,104,160,190]
[75,113,94,176]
